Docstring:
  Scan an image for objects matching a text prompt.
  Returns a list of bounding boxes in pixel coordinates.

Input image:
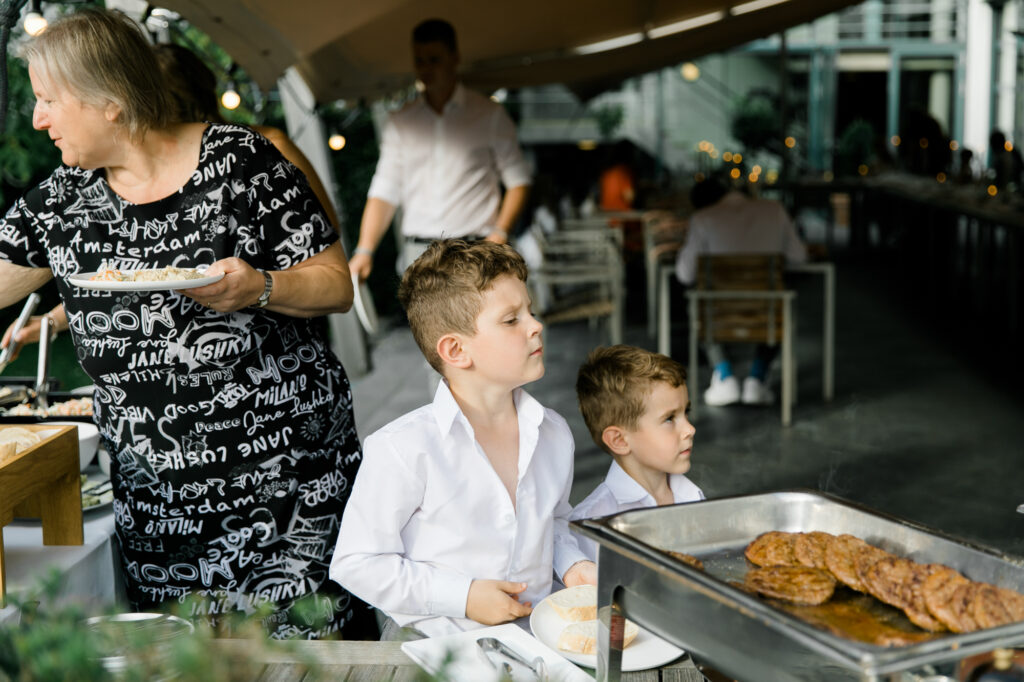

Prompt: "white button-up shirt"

[569,461,705,562]
[330,381,587,637]
[367,83,532,240]
[675,191,808,284]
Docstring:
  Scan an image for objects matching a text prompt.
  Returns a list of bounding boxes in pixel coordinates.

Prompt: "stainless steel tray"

[573,489,1024,682]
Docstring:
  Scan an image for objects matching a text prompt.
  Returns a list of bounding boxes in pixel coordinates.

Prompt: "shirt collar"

[605,460,654,506]
[430,381,545,439]
[415,82,466,115]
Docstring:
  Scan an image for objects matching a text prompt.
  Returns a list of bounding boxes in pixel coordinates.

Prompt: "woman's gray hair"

[22,7,172,143]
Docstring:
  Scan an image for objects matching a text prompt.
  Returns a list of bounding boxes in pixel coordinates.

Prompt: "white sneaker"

[704,372,740,406]
[741,377,775,405]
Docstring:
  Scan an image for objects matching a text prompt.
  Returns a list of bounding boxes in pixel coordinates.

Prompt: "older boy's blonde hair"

[576,345,687,454]
[22,8,172,145]
[398,239,528,373]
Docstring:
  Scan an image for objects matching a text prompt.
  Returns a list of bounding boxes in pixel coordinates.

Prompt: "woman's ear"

[437,333,471,370]
[600,425,631,457]
[104,101,121,123]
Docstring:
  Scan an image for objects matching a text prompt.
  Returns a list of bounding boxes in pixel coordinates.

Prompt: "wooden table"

[222,639,708,681]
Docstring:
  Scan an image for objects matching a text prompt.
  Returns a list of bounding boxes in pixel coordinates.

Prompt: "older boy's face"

[462,275,544,389]
[624,382,695,475]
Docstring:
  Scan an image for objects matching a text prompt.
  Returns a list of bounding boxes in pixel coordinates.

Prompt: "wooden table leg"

[39,474,84,546]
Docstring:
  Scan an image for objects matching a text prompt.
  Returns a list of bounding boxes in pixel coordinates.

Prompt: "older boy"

[571,345,703,561]
[331,240,595,639]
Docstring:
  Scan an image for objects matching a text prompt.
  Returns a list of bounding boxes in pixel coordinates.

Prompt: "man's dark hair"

[690,177,729,210]
[412,18,458,52]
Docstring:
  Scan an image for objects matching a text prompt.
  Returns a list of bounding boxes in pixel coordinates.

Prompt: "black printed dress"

[0,124,376,639]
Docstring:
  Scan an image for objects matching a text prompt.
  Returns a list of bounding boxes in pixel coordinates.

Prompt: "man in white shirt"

[331,240,594,639]
[348,19,532,280]
[570,345,703,562]
[675,178,808,406]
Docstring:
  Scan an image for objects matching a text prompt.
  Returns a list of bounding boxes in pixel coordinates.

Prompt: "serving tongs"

[0,293,41,376]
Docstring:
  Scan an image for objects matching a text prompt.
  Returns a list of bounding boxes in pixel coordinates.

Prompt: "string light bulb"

[221,63,241,110]
[24,0,47,36]
[328,133,346,151]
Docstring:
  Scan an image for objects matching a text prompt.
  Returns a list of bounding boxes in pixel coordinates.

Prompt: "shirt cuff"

[367,175,400,207]
[554,544,590,581]
[428,570,474,619]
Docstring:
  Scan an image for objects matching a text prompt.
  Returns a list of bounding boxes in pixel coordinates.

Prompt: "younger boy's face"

[623,381,695,475]
[461,275,544,389]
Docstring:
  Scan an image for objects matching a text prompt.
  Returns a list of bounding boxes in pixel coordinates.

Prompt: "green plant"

[835,119,876,176]
[0,572,322,682]
[731,91,780,153]
[591,103,624,140]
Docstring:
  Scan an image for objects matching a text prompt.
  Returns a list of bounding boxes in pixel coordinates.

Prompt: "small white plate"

[351,272,379,336]
[401,622,591,682]
[68,271,224,291]
[529,589,685,671]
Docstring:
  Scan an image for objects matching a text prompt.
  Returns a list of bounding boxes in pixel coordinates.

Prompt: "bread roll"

[0,441,16,465]
[547,584,597,622]
[0,427,41,453]
[556,619,639,655]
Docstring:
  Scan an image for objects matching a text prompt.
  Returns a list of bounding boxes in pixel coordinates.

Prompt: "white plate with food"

[529,585,685,671]
[68,266,223,291]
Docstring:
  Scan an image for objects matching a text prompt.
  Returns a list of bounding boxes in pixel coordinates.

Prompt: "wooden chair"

[685,253,796,425]
[642,210,687,336]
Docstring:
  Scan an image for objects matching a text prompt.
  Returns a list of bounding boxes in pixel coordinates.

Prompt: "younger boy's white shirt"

[330,381,588,637]
[569,460,705,562]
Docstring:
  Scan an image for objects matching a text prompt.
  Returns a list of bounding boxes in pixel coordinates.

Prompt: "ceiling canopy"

[157,0,861,102]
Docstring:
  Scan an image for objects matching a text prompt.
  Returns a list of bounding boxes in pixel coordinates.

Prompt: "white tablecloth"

[1,505,118,624]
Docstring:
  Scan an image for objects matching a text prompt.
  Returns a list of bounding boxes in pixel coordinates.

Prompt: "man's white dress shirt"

[330,381,587,637]
[675,191,808,284]
[367,83,532,240]
[569,461,705,562]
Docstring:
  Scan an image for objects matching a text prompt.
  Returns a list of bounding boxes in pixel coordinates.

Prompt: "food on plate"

[88,266,205,282]
[2,397,93,417]
[556,618,638,655]
[744,530,1024,638]
[745,530,799,567]
[665,550,705,571]
[744,565,837,605]
[0,426,42,454]
[80,474,114,509]
[547,584,597,622]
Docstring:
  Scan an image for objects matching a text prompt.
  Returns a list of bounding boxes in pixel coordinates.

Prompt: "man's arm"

[0,261,52,309]
[485,184,530,244]
[348,197,398,281]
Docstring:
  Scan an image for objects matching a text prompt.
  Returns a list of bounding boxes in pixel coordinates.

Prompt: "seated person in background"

[675,178,807,407]
[570,345,702,562]
[330,240,596,640]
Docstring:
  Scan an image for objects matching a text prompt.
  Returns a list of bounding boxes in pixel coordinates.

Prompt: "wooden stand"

[0,424,83,606]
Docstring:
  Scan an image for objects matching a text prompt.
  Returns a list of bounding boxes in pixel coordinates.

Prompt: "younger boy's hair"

[398,239,529,373]
[576,345,687,454]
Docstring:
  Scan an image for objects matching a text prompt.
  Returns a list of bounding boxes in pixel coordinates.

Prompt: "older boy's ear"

[601,426,630,456]
[437,333,472,369]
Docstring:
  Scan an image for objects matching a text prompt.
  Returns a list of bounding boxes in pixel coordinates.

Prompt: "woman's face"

[29,64,119,169]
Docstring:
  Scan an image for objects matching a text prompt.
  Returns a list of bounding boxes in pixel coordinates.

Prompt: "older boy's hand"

[466,579,533,625]
[563,560,598,587]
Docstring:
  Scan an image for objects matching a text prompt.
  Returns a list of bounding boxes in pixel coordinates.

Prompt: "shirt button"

[504,514,514,524]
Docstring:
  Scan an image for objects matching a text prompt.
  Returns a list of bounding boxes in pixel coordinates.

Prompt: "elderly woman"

[0,8,376,639]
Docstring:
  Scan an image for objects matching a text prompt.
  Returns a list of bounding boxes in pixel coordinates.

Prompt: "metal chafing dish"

[572,489,1024,682]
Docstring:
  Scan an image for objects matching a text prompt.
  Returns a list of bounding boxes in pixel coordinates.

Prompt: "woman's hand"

[179,258,265,313]
[180,243,352,317]
[1,307,66,358]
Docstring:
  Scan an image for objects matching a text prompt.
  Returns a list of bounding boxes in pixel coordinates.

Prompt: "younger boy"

[571,345,703,561]
[331,240,596,639]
